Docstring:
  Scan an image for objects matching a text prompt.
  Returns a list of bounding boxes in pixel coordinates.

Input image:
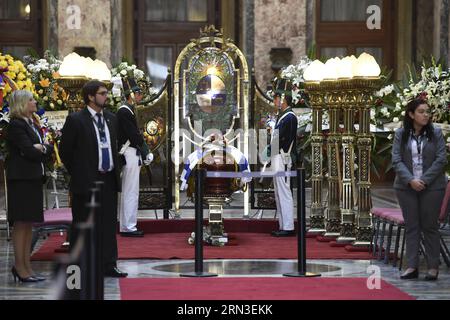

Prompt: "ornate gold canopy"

[173,25,250,215]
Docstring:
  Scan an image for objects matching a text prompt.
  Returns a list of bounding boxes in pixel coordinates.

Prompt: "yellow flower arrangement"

[0,52,35,108]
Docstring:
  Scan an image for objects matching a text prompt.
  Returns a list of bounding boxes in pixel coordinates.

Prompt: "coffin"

[187,150,239,199]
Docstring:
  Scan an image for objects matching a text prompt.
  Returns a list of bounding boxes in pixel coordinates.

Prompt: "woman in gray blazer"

[392,98,447,281]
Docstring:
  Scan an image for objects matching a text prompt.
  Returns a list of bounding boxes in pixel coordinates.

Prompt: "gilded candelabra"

[57,77,113,113]
[336,79,358,243]
[304,77,381,244]
[353,77,383,246]
[303,54,382,247]
[57,76,89,112]
[304,81,326,234]
[322,80,341,237]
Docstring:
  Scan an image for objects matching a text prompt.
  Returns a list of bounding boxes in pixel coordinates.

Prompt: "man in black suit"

[60,80,127,278]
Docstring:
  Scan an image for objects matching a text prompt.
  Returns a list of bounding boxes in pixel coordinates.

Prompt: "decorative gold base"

[323,232,340,238]
[352,241,371,247]
[310,214,326,231]
[336,237,356,243]
[355,226,373,244]
[325,218,341,235]
[307,228,326,235]
[174,212,182,219]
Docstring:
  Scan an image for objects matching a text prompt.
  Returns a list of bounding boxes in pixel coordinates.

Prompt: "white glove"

[143,152,154,166]
[260,145,271,164]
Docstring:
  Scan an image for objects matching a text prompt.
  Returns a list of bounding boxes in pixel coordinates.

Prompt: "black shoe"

[400,269,419,280]
[104,266,128,278]
[271,230,296,237]
[31,275,46,281]
[120,230,144,237]
[11,267,40,283]
[424,271,439,281]
[271,230,282,236]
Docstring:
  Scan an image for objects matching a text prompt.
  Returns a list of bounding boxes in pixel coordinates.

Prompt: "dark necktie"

[96,113,110,172]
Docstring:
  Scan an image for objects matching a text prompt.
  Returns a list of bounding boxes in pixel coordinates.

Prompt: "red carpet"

[32,232,373,261]
[119,277,415,300]
[136,219,291,234]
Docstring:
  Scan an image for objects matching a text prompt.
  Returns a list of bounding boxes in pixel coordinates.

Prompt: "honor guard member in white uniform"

[269,78,298,237]
[117,77,153,237]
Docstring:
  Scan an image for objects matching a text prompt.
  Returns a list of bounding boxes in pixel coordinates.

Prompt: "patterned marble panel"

[254,0,307,88]
[58,0,112,66]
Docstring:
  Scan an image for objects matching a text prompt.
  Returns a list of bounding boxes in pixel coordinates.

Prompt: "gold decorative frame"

[173,26,250,216]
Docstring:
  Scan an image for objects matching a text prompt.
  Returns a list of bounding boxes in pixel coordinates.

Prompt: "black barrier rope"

[284,168,321,278]
[180,169,217,278]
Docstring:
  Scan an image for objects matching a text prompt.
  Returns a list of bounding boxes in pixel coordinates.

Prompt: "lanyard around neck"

[411,134,423,155]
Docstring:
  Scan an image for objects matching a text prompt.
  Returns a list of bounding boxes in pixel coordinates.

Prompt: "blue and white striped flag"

[180,145,251,191]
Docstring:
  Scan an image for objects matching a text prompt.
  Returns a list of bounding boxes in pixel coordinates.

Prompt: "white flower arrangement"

[374,84,394,98]
[280,56,312,87]
[299,110,329,132]
[111,62,147,83]
[397,62,450,123]
[268,56,312,106]
[109,61,154,112]
[25,51,62,74]
[371,60,450,130]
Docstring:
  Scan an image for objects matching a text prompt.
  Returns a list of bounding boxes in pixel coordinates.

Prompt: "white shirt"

[87,107,114,172]
[411,133,424,179]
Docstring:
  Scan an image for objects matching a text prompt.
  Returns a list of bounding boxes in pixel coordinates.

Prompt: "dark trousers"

[70,172,118,269]
[396,188,444,269]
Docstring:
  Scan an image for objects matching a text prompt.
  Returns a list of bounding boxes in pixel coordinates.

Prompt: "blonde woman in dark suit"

[6,90,53,282]
[392,98,447,281]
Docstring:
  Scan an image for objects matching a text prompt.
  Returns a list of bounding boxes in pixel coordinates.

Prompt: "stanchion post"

[81,222,94,300]
[284,168,321,278]
[85,187,100,300]
[180,169,217,278]
[92,181,105,299]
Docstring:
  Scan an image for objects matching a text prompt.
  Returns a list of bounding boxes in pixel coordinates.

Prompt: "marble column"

[242,0,255,72]
[440,0,449,65]
[306,0,315,56]
[110,0,123,66]
[48,0,59,55]
[396,0,413,80]
[415,0,435,64]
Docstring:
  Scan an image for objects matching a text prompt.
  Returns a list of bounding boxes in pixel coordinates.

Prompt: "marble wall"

[110,0,123,66]
[57,0,112,66]
[45,0,448,83]
[439,0,449,65]
[254,0,307,88]
[241,0,255,72]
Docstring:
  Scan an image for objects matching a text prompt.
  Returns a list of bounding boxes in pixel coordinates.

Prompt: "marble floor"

[0,186,449,300]
[1,251,450,300]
